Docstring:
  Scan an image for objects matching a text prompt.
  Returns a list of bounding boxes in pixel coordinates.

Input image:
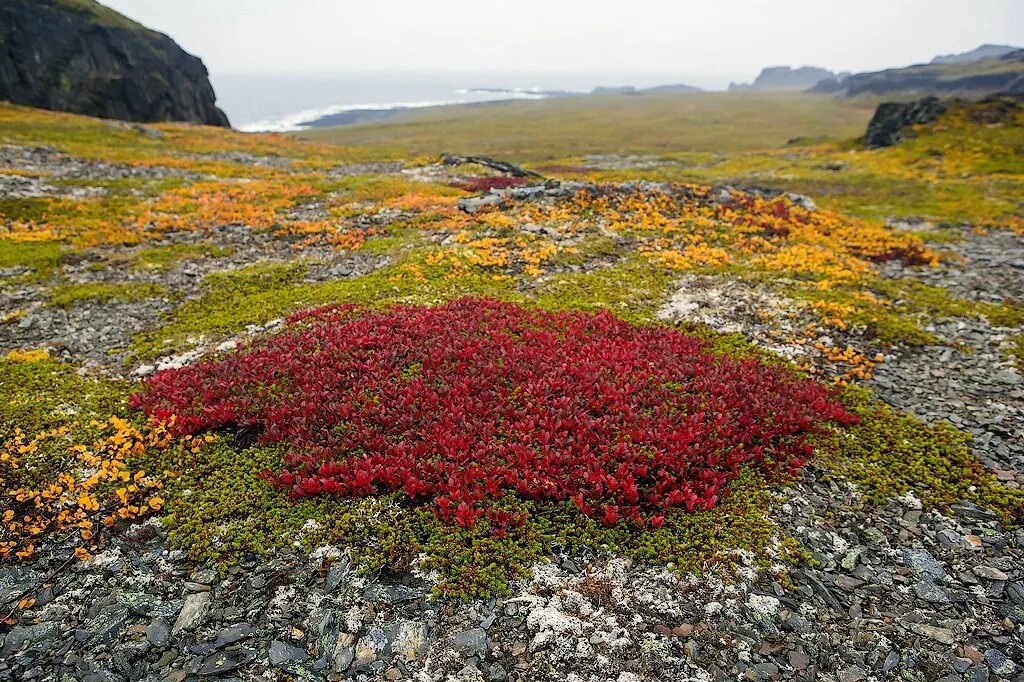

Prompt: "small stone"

[197,648,257,676]
[146,619,170,648]
[973,565,1009,581]
[268,640,309,667]
[671,624,694,638]
[839,666,867,682]
[984,649,1017,676]
[453,627,488,657]
[952,658,974,674]
[391,620,428,661]
[488,663,508,681]
[913,579,950,603]
[172,592,212,634]
[214,622,256,648]
[789,651,810,669]
[911,623,956,645]
[904,549,947,580]
[834,575,864,591]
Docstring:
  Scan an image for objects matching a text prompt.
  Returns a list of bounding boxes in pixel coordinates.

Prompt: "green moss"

[0,197,52,223]
[140,432,791,596]
[1006,335,1024,372]
[132,255,523,358]
[359,235,406,255]
[0,357,128,441]
[0,357,130,490]
[816,387,1024,524]
[137,438,427,574]
[0,239,63,277]
[130,242,232,272]
[533,257,675,325]
[549,234,622,267]
[52,176,188,197]
[875,278,1024,330]
[47,281,168,308]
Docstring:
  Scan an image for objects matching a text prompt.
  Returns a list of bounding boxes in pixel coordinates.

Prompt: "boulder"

[864,97,947,148]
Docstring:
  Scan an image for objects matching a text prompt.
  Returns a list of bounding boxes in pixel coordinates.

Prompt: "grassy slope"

[302,92,877,161]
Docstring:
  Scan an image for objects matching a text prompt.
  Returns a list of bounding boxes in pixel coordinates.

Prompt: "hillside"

[0,0,229,126]
[932,44,1021,64]
[302,91,876,160]
[811,49,1024,98]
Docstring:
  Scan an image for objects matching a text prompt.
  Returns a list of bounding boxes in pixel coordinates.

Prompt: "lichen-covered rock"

[0,0,229,127]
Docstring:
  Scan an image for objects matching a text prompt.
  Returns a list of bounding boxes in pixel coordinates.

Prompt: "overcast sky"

[102,0,1024,85]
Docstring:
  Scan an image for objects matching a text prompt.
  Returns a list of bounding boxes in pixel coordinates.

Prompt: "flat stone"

[268,640,309,667]
[671,624,694,638]
[973,565,1009,581]
[903,549,947,580]
[214,623,256,648]
[984,649,1017,676]
[913,579,951,603]
[789,651,810,669]
[911,623,956,645]
[172,592,212,634]
[391,620,428,661]
[839,666,867,682]
[834,575,864,591]
[197,648,257,676]
[146,619,170,648]
[453,627,488,657]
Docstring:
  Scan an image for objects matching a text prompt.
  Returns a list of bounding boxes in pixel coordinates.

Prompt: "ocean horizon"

[211,70,746,132]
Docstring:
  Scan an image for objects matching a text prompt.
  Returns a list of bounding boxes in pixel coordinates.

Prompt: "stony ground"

[2,120,1023,682]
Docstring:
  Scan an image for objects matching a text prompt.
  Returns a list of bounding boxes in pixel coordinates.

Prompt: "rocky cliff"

[0,0,229,127]
[729,66,839,92]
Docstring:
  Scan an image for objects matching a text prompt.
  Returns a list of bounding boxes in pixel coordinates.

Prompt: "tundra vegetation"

[1,93,1022,599]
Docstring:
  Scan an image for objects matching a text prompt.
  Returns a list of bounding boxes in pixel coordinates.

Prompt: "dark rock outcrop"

[0,0,229,127]
[864,97,947,148]
[729,66,839,92]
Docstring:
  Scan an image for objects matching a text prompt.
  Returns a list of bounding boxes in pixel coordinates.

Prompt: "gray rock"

[268,640,309,667]
[146,619,170,648]
[973,565,1009,581]
[391,620,428,662]
[839,666,867,682]
[0,0,230,127]
[910,623,956,645]
[453,627,488,657]
[352,627,391,671]
[904,549,947,580]
[0,621,59,657]
[197,648,257,676]
[913,579,950,603]
[984,649,1017,676]
[172,591,212,634]
[789,651,810,670]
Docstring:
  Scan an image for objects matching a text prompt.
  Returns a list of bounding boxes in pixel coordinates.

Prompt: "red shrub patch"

[131,299,855,529]
[451,176,531,193]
